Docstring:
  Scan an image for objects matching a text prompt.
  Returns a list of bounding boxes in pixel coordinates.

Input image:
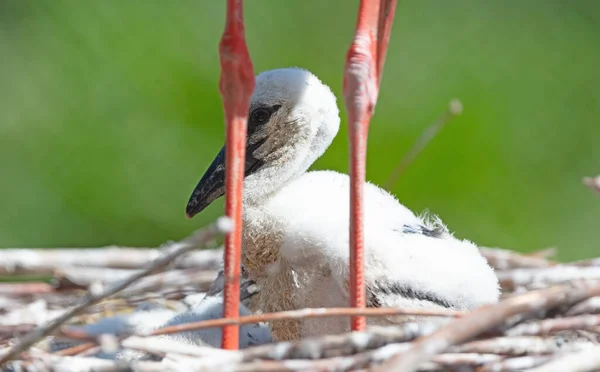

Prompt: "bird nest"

[1,220,600,372]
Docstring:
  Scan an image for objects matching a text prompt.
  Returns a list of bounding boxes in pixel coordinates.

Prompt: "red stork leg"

[343,0,397,332]
[218,0,255,350]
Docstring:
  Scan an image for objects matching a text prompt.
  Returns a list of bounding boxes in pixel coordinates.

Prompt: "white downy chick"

[185,67,501,341]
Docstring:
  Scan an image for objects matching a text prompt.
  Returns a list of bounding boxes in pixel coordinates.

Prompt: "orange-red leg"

[218,0,255,350]
[343,0,397,332]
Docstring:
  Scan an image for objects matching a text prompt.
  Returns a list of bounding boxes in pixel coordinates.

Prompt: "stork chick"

[186,67,500,341]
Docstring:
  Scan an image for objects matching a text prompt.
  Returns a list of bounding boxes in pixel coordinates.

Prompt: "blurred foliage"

[1,0,598,260]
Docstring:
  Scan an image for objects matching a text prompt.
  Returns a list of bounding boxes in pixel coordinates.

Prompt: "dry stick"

[0,246,223,276]
[507,314,600,337]
[0,218,230,366]
[150,307,464,338]
[0,283,56,295]
[384,99,463,190]
[479,247,554,270]
[529,344,600,372]
[53,342,98,357]
[374,281,600,372]
[566,297,600,316]
[583,176,600,196]
[497,266,600,291]
[525,247,558,260]
[240,322,438,362]
[478,355,553,372]
[450,336,588,356]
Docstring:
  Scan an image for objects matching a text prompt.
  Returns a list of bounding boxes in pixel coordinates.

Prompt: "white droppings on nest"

[183,293,207,308]
[349,332,371,350]
[98,334,119,354]
[246,283,260,295]
[270,342,293,360]
[88,281,105,297]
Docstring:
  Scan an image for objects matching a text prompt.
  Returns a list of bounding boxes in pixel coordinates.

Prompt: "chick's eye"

[251,108,271,125]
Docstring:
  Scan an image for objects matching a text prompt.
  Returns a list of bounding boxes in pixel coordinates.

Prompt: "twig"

[0,218,230,366]
[240,323,437,361]
[478,355,553,372]
[583,176,600,196]
[479,247,554,270]
[507,314,600,337]
[497,267,600,290]
[528,344,600,372]
[566,297,600,316]
[384,99,463,189]
[0,246,223,276]
[525,247,558,259]
[150,307,463,337]
[0,283,55,296]
[375,281,600,372]
[450,336,578,356]
[53,342,98,356]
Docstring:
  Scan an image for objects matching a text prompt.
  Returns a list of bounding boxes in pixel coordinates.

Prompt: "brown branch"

[384,99,463,190]
[0,218,230,366]
[0,283,55,296]
[374,281,600,372]
[150,307,463,337]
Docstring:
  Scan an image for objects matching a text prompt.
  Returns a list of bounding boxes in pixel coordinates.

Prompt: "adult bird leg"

[216,0,255,350]
[343,0,398,332]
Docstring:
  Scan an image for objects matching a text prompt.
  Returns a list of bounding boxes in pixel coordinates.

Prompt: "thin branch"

[0,218,230,366]
[497,267,600,291]
[0,247,223,276]
[479,247,554,270]
[150,307,463,338]
[507,314,600,337]
[240,323,437,362]
[528,345,600,372]
[384,99,463,189]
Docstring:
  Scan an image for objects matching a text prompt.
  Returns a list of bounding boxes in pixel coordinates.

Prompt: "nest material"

[0,224,600,371]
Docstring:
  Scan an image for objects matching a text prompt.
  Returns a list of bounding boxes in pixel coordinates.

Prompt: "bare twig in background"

[497,267,600,291]
[0,246,223,276]
[479,246,555,270]
[525,247,558,259]
[384,99,463,189]
[583,176,600,196]
[376,281,600,372]
[0,217,230,366]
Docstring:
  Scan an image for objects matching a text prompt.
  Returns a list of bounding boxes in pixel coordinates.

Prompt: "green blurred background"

[1,0,598,260]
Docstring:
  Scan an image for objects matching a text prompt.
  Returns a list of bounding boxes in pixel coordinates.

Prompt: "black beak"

[186,104,284,219]
[185,146,227,219]
[185,140,267,219]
